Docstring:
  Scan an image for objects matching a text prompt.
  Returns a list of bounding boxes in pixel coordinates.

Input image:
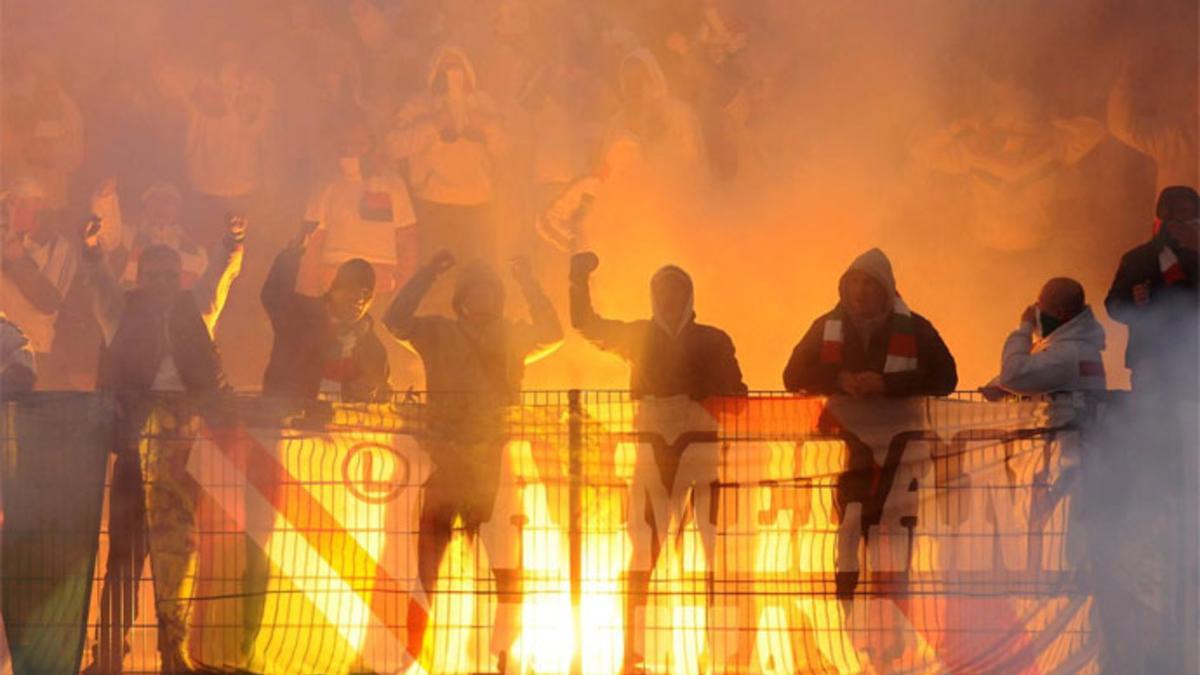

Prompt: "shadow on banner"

[0,393,111,675]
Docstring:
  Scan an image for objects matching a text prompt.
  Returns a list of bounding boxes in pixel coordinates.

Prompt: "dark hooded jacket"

[571,265,746,399]
[261,246,390,402]
[783,248,957,396]
[1105,229,1198,398]
[384,260,563,436]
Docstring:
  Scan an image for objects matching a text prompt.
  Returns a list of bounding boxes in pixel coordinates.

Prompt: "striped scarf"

[821,298,918,373]
[1160,245,1186,286]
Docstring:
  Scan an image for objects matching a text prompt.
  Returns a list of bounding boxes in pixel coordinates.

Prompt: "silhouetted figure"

[783,248,957,397]
[1106,186,1199,400]
[384,249,561,670]
[261,222,390,403]
[569,250,746,672]
[82,214,243,673]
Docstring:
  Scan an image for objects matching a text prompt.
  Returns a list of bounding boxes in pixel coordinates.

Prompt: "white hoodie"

[990,305,1107,395]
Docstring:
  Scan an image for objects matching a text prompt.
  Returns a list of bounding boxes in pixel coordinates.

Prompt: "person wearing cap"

[382,248,562,670]
[982,277,1107,399]
[1105,185,1199,399]
[568,250,746,671]
[261,222,391,403]
[783,248,957,397]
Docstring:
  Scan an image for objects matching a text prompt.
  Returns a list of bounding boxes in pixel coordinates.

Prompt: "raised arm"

[193,215,247,335]
[569,252,643,358]
[1107,64,1157,156]
[509,256,563,364]
[382,250,454,349]
[994,314,1073,395]
[261,222,314,323]
[80,217,125,344]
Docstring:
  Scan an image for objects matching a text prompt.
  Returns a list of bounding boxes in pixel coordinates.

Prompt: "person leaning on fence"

[782,247,957,397]
[569,250,747,672]
[80,212,244,673]
[981,277,1106,400]
[1105,185,1198,400]
[261,221,390,403]
[383,249,562,670]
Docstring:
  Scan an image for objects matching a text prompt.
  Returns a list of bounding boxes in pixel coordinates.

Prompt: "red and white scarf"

[1160,245,1186,286]
[821,298,918,373]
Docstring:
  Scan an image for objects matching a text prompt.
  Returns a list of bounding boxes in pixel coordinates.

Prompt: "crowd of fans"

[0,1,1196,672]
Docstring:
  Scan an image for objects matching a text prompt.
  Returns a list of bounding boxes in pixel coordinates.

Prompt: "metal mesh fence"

[0,390,1164,673]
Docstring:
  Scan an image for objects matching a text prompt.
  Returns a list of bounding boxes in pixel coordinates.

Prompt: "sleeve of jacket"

[782,318,839,394]
[515,277,564,365]
[711,330,748,395]
[381,264,439,353]
[80,246,125,346]
[569,275,642,359]
[884,315,957,396]
[261,246,303,326]
[1105,249,1148,326]
[993,323,1074,395]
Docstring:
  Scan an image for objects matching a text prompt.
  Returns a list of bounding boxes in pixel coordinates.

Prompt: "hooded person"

[1105,185,1199,399]
[608,48,706,171]
[80,213,244,673]
[983,277,1107,398]
[383,249,562,670]
[261,222,391,403]
[568,250,745,671]
[783,248,957,397]
[387,47,508,269]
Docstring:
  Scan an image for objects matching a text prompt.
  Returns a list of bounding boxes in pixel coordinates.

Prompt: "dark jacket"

[83,243,237,393]
[1105,236,1198,397]
[261,246,390,402]
[570,273,747,399]
[783,308,957,396]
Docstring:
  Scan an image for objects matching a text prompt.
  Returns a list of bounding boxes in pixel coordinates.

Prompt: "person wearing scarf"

[783,248,957,397]
[569,251,746,672]
[261,223,391,403]
[383,250,562,671]
[1106,185,1199,399]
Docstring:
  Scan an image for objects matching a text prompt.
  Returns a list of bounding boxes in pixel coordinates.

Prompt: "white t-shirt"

[305,172,416,266]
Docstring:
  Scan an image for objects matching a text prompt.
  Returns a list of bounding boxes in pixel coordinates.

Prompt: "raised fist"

[570,251,599,280]
[429,249,456,275]
[82,216,104,250]
[225,213,248,246]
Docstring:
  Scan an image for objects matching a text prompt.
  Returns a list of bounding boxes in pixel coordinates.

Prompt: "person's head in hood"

[453,261,505,326]
[619,49,668,108]
[2,177,45,236]
[838,248,896,322]
[1156,185,1199,252]
[141,182,183,230]
[328,258,376,324]
[137,244,183,311]
[429,47,477,98]
[1036,277,1086,336]
[651,265,695,336]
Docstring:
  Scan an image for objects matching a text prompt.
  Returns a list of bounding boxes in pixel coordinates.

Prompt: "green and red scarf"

[820,298,918,373]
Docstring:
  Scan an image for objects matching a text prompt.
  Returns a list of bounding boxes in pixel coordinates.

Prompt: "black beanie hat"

[331,258,376,293]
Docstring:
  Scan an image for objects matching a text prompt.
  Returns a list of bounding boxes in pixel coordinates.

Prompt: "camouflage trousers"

[95,398,200,672]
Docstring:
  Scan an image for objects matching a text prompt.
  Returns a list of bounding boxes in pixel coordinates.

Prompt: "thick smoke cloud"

[1,0,1195,390]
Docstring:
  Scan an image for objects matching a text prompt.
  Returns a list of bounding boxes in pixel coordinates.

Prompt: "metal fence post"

[568,389,583,675]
